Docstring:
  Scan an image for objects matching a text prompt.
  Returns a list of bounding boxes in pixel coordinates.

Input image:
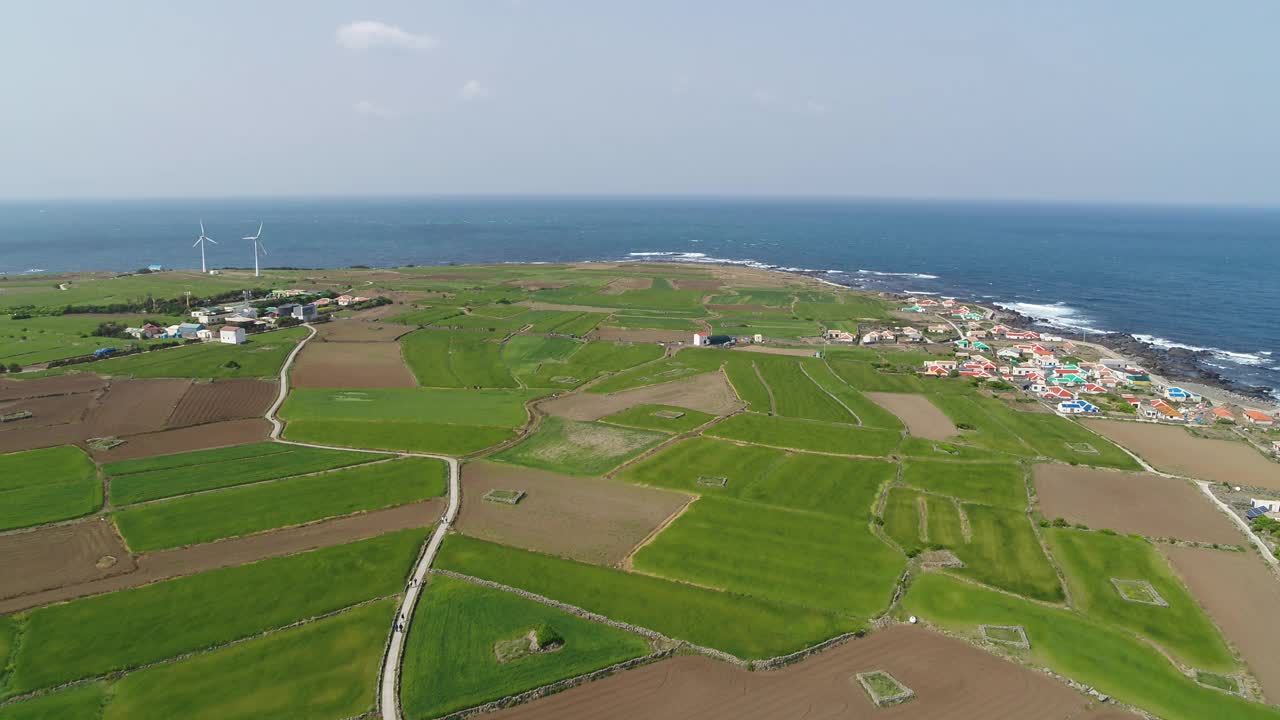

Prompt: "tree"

[7,363,21,374]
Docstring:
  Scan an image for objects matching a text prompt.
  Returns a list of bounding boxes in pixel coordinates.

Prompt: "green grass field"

[107,443,384,505]
[0,446,100,531]
[400,329,518,388]
[0,313,183,366]
[38,327,309,379]
[491,416,666,476]
[4,528,426,695]
[400,575,651,718]
[587,349,724,394]
[827,361,927,393]
[882,487,924,552]
[603,314,700,330]
[722,358,770,412]
[928,394,1032,455]
[804,361,905,430]
[501,335,581,373]
[103,600,392,720]
[284,419,516,455]
[113,457,446,550]
[902,574,1279,720]
[618,437,788,498]
[900,459,1027,510]
[516,341,664,389]
[598,404,714,433]
[437,534,859,659]
[1012,412,1141,469]
[1046,529,1235,670]
[706,412,901,456]
[952,504,1063,602]
[0,682,107,720]
[743,453,895,515]
[633,496,903,618]
[755,358,855,422]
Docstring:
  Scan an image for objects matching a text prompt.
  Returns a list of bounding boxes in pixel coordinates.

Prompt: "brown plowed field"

[88,418,272,461]
[1163,545,1280,701]
[670,278,723,291]
[1086,419,1280,489]
[165,379,276,427]
[1034,464,1243,544]
[731,345,817,357]
[541,371,744,421]
[290,341,417,388]
[866,392,958,441]
[315,319,416,343]
[601,277,653,294]
[490,624,1088,720]
[592,328,689,344]
[0,519,135,601]
[0,374,107,401]
[0,392,97,430]
[456,462,691,566]
[0,423,84,453]
[82,378,192,436]
[0,500,441,614]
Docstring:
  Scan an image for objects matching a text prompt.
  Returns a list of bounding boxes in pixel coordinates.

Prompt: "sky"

[2,1,1278,205]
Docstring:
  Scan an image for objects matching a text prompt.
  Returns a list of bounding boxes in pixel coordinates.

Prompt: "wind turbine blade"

[207,238,217,244]
[193,238,201,247]
[241,236,254,241]
[256,222,263,238]
[259,243,267,256]
[199,219,205,235]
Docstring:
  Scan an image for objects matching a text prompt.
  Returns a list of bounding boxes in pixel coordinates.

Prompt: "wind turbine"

[242,222,266,277]
[193,220,217,273]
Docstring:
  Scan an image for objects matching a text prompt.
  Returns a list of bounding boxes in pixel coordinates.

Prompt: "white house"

[219,327,246,345]
[196,328,216,341]
[752,334,763,343]
[1251,498,1280,513]
[692,331,709,347]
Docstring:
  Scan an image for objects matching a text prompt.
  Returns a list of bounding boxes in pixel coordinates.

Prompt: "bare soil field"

[0,391,97,429]
[456,462,691,566]
[491,624,1088,720]
[731,345,817,358]
[1034,465,1243,545]
[601,277,653,294]
[592,328,689,344]
[82,378,192,436]
[89,418,272,461]
[290,341,417,388]
[315,318,416,342]
[0,423,84,454]
[866,392,957,441]
[0,374,107,401]
[1163,545,1280,701]
[0,519,135,601]
[1086,419,1280,489]
[0,500,441,614]
[166,379,276,427]
[671,278,723,291]
[540,371,744,421]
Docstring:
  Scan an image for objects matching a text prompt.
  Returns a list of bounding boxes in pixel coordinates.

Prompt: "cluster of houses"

[122,296,333,346]
[900,297,987,322]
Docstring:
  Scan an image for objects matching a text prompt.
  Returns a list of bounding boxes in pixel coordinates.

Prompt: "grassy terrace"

[705,413,901,456]
[491,416,667,476]
[0,446,100,531]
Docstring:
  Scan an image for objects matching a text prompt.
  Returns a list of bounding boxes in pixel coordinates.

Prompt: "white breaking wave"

[994,301,1109,334]
[1132,334,1271,367]
[856,269,940,280]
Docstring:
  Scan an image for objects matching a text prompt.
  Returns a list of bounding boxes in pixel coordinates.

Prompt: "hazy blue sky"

[3,2,1278,204]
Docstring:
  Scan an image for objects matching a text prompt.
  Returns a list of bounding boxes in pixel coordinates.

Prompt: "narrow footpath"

[265,323,463,720]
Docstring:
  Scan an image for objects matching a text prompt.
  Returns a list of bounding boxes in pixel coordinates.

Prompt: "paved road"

[265,321,464,720]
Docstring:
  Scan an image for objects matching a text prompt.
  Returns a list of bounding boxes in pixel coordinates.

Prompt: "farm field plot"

[437,534,858,659]
[86,418,272,461]
[82,378,192,436]
[101,600,392,720]
[599,404,714,433]
[897,436,1012,461]
[525,310,606,336]
[828,360,928,393]
[542,370,742,421]
[1086,419,1280,488]
[928,394,1032,455]
[0,682,106,720]
[618,437,788,499]
[0,520,134,601]
[3,528,426,696]
[900,459,1027,510]
[164,379,275,426]
[489,624,1090,720]
[591,327,690,343]
[754,358,855,422]
[632,496,904,618]
[802,361,904,429]
[491,416,666,476]
[0,391,97,431]
[600,314,700,331]
[456,461,690,565]
[1164,545,1280,701]
[722,358,771,412]
[400,329,516,388]
[0,446,101,531]
[0,313,182,366]
[706,413,901,456]
[0,374,107,402]
[1033,464,1243,544]
[314,317,415,342]
[866,391,957,439]
[951,504,1063,602]
[290,340,417,388]
[113,457,446,551]
[501,335,581,374]
[1046,529,1235,671]
[107,442,385,504]
[587,349,726,394]
[400,575,651,719]
[43,327,309,379]
[280,387,541,454]
[884,490,965,553]
[515,341,664,389]
[901,573,1280,720]
[1012,412,1140,470]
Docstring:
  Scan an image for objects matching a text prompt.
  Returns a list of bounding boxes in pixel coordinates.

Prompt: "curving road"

[265,322,463,720]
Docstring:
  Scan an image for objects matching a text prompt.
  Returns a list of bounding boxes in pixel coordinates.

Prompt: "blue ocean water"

[1,196,1277,395]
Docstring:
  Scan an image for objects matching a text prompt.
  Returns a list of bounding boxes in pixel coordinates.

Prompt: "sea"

[1,196,1278,397]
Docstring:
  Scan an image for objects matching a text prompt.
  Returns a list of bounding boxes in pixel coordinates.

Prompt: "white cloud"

[460,80,492,101]
[353,100,396,118]
[802,100,829,116]
[336,21,437,51]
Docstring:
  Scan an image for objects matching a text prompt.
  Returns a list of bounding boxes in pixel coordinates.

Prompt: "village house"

[219,326,246,345]
[692,331,710,347]
[1146,399,1184,422]
[1272,440,1280,457]
[926,324,951,334]
[196,327,216,341]
[826,331,856,343]
[1058,400,1100,414]
[1042,386,1075,401]
[1163,386,1201,402]
[291,304,318,322]
[1243,410,1276,427]
[175,322,204,340]
[1212,407,1236,422]
[191,306,230,325]
[1120,394,1141,408]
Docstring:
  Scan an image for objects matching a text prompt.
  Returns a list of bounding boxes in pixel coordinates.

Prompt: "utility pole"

[184,291,192,309]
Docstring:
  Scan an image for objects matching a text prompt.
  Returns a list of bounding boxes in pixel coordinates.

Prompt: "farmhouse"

[1163,386,1200,402]
[1272,440,1280,457]
[824,329,855,343]
[692,331,710,347]
[291,304,318,322]
[219,326,246,345]
[1043,387,1074,401]
[1058,400,1100,414]
[1212,407,1236,422]
[1243,410,1275,427]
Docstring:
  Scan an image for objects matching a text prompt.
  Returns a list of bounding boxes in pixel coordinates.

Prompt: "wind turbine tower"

[242,223,266,278]
[193,221,217,273]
